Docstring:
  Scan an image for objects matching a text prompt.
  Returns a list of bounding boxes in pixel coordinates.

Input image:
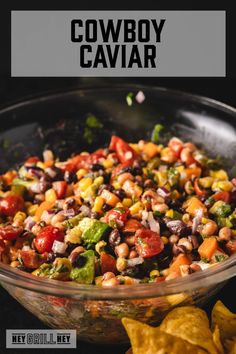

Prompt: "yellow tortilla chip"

[212,325,224,354]
[122,317,207,354]
[159,306,218,354]
[224,337,236,354]
[212,301,236,342]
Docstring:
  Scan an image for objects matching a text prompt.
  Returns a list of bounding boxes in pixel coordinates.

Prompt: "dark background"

[0,1,236,354]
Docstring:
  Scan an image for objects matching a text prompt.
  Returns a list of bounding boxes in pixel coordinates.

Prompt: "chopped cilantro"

[201,258,210,263]
[151,124,164,144]
[126,92,134,106]
[216,204,232,218]
[83,127,94,144]
[86,115,103,129]
[215,254,227,262]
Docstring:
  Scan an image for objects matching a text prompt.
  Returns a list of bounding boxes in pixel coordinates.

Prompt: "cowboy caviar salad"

[0,133,236,286]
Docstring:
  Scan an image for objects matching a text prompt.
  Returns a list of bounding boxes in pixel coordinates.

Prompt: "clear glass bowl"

[0,85,236,344]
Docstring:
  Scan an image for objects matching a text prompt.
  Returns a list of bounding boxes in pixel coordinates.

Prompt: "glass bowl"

[0,85,236,344]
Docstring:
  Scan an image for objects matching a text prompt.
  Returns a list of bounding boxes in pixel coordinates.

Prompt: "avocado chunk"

[81,219,110,245]
[70,250,95,284]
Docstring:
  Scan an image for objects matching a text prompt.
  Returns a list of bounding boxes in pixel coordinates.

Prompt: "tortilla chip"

[159,306,218,354]
[166,293,190,306]
[122,317,207,354]
[212,325,224,354]
[224,337,236,354]
[212,301,236,342]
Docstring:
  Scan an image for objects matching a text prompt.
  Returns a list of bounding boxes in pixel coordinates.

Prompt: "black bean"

[16,265,33,273]
[45,166,63,181]
[63,198,76,210]
[108,229,121,249]
[47,252,57,263]
[90,211,99,219]
[39,178,51,193]
[165,219,191,237]
[102,203,112,212]
[114,188,126,200]
[144,179,155,189]
[121,265,139,277]
[69,253,87,267]
[132,167,142,176]
[188,235,199,249]
[91,163,104,171]
[64,170,77,183]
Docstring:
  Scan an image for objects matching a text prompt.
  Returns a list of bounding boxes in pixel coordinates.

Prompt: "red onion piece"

[135,91,145,104]
[147,212,160,234]
[157,187,171,199]
[79,205,90,216]
[52,240,67,254]
[24,216,36,230]
[192,209,204,234]
[127,257,144,267]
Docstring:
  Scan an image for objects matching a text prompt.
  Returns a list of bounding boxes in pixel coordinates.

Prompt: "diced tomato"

[168,137,184,158]
[100,253,117,274]
[34,226,64,253]
[109,136,138,164]
[123,219,142,233]
[105,207,130,226]
[62,149,106,171]
[134,229,164,258]
[24,156,40,167]
[0,225,23,240]
[19,249,48,269]
[194,178,207,197]
[0,195,24,217]
[213,191,231,203]
[52,181,68,199]
[155,276,166,283]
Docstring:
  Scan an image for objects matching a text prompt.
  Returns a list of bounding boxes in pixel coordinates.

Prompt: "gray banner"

[11,11,225,77]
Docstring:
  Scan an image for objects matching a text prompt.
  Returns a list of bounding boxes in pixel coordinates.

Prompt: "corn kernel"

[122,198,132,207]
[92,196,105,213]
[10,260,20,268]
[116,257,128,272]
[93,176,104,186]
[95,276,103,286]
[182,213,190,223]
[175,165,185,172]
[112,182,121,190]
[201,217,208,225]
[13,211,26,223]
[78,177,93,191]
[95,240,107,255]
[199,177,214,188]
[45,189,57,203]
[129,202,143,216]
[231,230,236,237]
[65,226,82,244]
[161,236,169,245]
[129,143,139,153]
[150,270,160,278]
[212,181,233,192]
[27,204,38,216]
[210,169,228,180]
[76,169,88,180]
[171,190,181,200]
[36,161,45,170]
[102,159,113,169]
[165,209,174,218]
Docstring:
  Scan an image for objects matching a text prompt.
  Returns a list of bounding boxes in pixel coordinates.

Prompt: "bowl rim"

[0,84,236,299]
